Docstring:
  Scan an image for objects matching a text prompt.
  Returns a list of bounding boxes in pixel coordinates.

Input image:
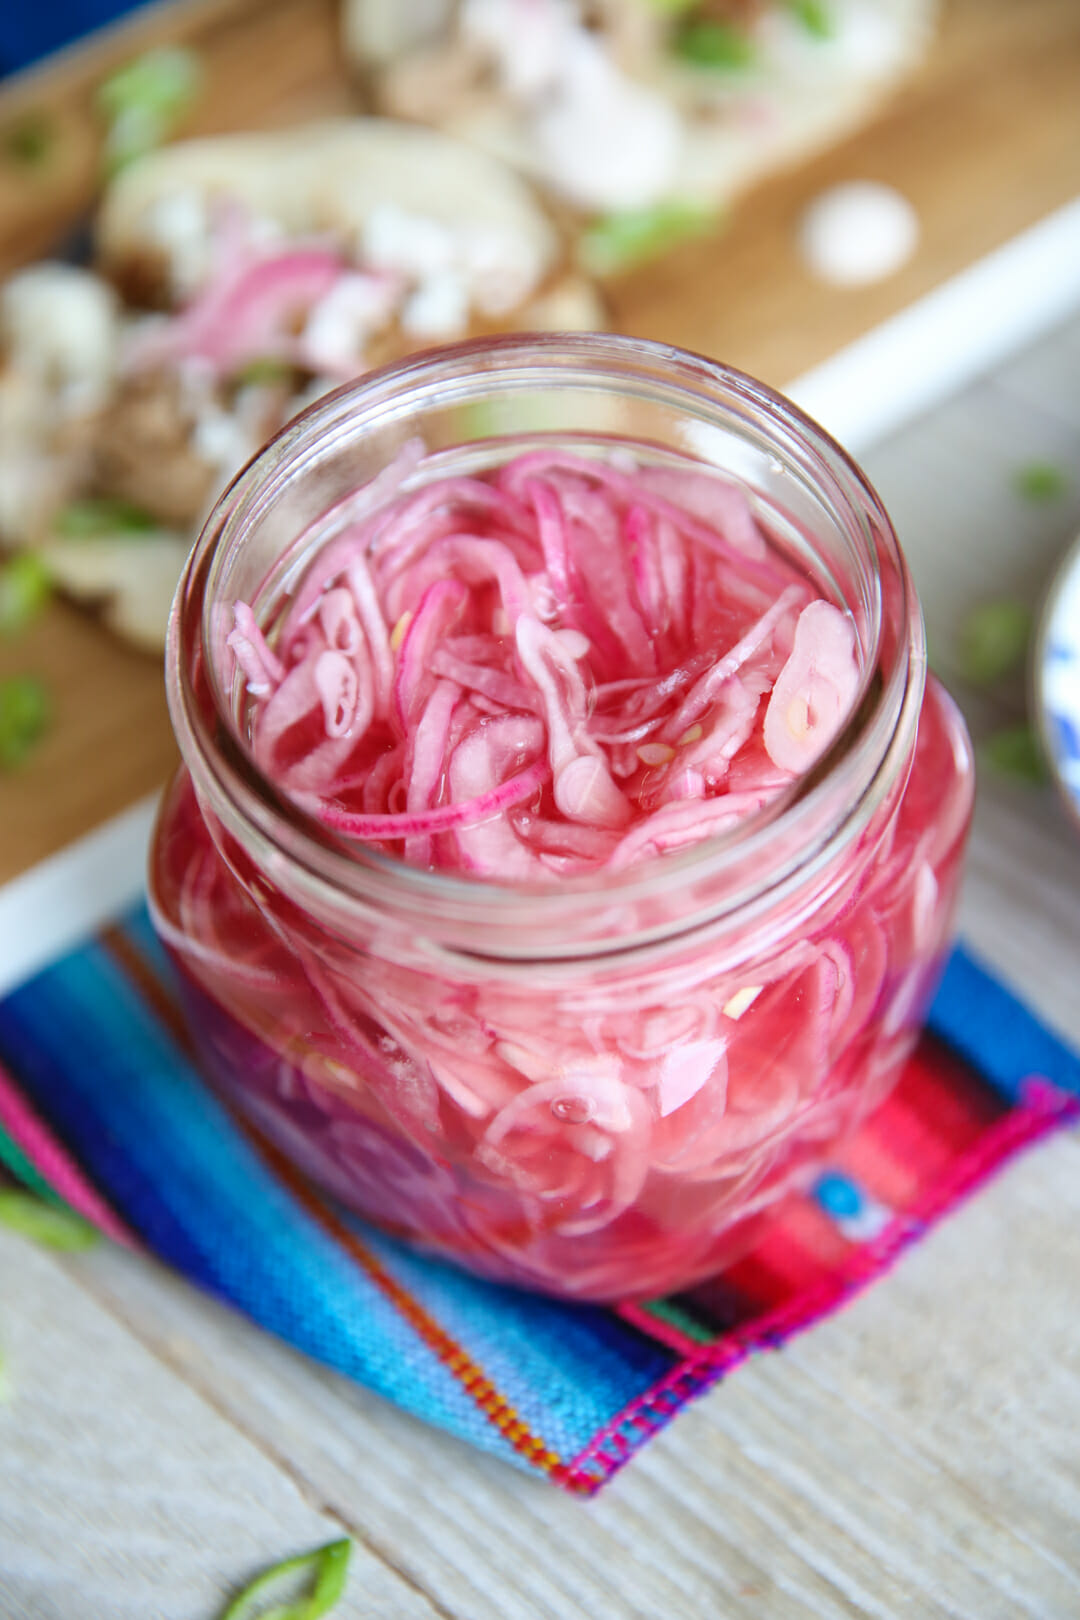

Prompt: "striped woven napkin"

[0,905,1076,1494]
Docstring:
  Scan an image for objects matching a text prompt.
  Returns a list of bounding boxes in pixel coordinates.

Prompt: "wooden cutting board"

[1,0,1079,883]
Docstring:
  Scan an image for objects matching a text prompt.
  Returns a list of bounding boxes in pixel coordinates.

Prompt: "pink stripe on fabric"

[0,1059,138,1247]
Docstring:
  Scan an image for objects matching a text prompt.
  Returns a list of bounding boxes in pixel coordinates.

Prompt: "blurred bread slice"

[4,117,603,653]
[98,118,560,307]
[344,0,937,223]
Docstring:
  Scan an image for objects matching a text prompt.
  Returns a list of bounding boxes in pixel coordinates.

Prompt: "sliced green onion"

[787,0,834,37]
[96,46,201,174]
[4,111,56,167]
[97,45,202,124]
[672,19,757,71]
[579,199,719,276]
[232,357,297,388]
[0,676,50,771]
[220,1539,352,1620]
[956,598,1032,686]
[102,105,161,176]
[54,497,157,540]
[0,1190,99,1251]
[1014,461,1068,504]
[980,724,1049,786]
[0,552,51,637]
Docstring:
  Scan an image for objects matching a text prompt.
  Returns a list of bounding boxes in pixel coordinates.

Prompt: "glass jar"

[150,334,974,1303]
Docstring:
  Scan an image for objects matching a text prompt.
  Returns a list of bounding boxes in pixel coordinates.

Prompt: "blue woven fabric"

[0,909,1076,1491]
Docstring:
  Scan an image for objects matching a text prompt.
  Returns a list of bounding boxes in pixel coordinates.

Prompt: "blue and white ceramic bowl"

[1037,530,1080,826]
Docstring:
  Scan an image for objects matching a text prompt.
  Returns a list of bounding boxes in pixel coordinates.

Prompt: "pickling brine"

[152,336,974,1302]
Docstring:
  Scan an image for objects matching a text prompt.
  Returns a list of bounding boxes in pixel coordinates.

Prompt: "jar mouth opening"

[169,333,923,958]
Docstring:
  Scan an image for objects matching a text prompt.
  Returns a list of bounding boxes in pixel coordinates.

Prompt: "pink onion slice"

[228,601,285,696]
[309,754,549,841]
[763,600,861,773]
[127,247,346,377]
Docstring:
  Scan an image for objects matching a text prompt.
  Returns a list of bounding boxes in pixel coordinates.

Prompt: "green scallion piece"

[0,552,51,637]
[1014,461,1068,504]
[53,497,157,540]
[232,357,297,388]
[97,45,202,123]
[980,724,1049,786]
[0,677,50,771]
[787,0,834,37]
[0,1190,99,1251]
[96,46,202,174]
[4,111,56,167]
[955,598,1032,686]
[220,1539,352,1620]
[672,18,757,71]
[579,199,719,276]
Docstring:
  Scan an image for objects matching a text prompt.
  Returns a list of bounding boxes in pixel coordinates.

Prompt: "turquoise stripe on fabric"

[0,942,524,1465]
[123,903,179,982]
[0,1122,62,1205]
[360,1223,672,1460]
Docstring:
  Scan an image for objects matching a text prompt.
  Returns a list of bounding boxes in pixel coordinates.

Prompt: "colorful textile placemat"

[0,905,1077,1495]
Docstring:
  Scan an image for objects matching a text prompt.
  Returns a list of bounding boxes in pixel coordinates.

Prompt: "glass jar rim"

[168,332,925,963]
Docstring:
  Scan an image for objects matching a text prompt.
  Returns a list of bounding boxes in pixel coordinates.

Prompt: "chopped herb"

[1014,461,1068,504]
[0,1190,98,1250]
[642,0,698,12]
[4,111,55,168]
[54,497,156,539]
[97,45,202,123]
[232,356,297,388]
[96,46,201,174]
[0,553,51,637]
[980,724,1049,786]
[220,1539,352,1620]
[0,676,50,771]
[579,199,719,276]
[956,598,1032,686]
[101,105,158,177]
[787,0,834,37]
[672,17,756,70]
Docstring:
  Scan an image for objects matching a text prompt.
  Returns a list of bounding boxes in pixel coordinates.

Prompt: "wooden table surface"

[3,3,1080,1616]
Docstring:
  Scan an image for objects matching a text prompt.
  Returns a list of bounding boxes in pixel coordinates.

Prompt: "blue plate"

[1037,530,1080,826]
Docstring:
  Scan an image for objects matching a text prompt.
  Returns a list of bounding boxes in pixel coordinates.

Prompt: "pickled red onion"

[309,755,549,839]
[154,423,973,1303]
[232,451,863,878]
[125,247,348,377]
[763,597,861,773]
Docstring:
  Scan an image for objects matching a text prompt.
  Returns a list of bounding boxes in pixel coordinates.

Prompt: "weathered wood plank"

[859,320,1080,1046]
[0,1229,445,1620]
[862,346,1080,696]
[955,761,1080,1051]
[50,1126,1080,1620]
[779,1133,1080,1593]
